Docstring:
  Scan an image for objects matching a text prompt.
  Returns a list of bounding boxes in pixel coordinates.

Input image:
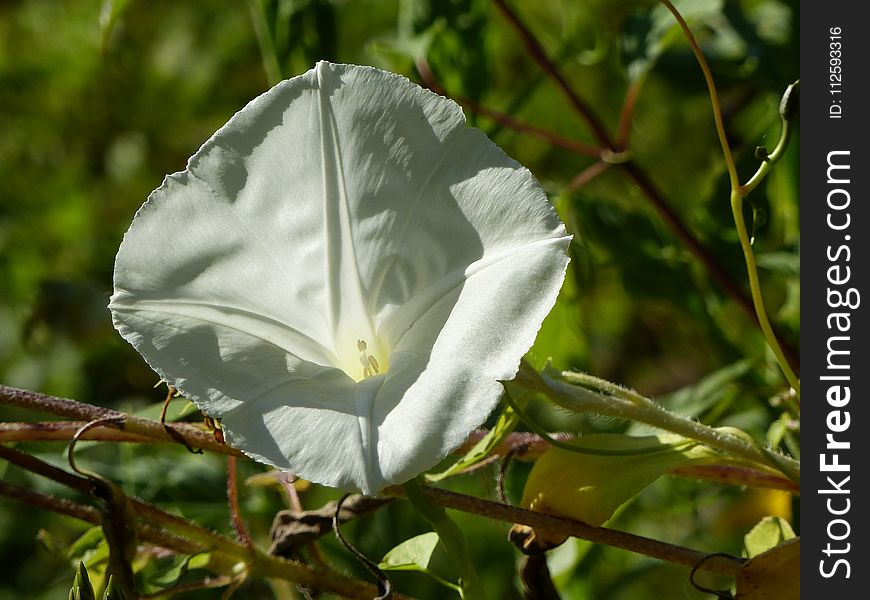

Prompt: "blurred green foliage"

[1,0,798,598]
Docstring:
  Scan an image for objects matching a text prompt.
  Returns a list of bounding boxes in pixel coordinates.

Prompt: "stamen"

[356,339,381,379]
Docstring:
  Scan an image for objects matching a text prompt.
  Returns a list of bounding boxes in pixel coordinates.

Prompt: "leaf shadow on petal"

[187,79,309,204]
[113,63,561,494]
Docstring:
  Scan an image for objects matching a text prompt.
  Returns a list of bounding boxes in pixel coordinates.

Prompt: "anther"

[356,339,383,379]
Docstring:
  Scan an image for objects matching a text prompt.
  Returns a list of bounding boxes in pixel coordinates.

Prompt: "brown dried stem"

[0,384,243,457]
[386,485,744,578]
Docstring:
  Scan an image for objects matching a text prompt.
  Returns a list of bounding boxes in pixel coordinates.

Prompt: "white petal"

[110,61,570,494]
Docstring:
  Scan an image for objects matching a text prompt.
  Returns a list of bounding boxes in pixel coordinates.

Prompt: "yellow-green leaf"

[379,532,462,596]
[736,538,800,599]
[380,532,440,571]
[521,433,720,527]
[426,391,525,482]
[743,516,796,558]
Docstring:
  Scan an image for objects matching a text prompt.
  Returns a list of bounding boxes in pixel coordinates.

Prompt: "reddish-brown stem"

[2,417,797,494]
[2,434,745,582]
[0,385,245,457]
[619,161,758,322]
[492,0,614,148]
[0,479,100,524]
[0,443,244,552]
[461,97,602,157]
[567,160,612,192]
[672,464,800,494]
[0,451,404,599]
[489,0,800,371]
[227,456,252,549]
[616,81,642,149]
[387,485,744,577]
[415,55,601,158]
[619,162,798,371]
[414,55,445,96]
[0,480,396,598]
[0,421,155,443]
[140,576,234,600]
[0,444,94,495]
[1,385,118,420]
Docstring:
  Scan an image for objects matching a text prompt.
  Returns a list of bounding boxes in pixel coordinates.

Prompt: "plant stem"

[0,441,398,598]
[516,366,800,484]
[659,0,801,396]
[2,438,745,583]
[0,479,400,599]
[491,0,612,147]
[227,456,253,549]
[386,485,744,578]
[404,478,485,599]
[0,384,243,457]
[489,0,799,369]
[658,0,739,190]
[731,186,801,398]
[0,421,156,443]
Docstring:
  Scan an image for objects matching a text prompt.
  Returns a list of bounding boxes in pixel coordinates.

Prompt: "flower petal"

[110,61,569,494]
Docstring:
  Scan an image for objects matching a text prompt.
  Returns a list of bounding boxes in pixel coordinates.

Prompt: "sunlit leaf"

[735,537,799,599]
[520,433,724,529]
[743,516,795,558]
[379,532,463,595]
[66,527,106,563]
[381,531,440,571]
[426,390,526,482]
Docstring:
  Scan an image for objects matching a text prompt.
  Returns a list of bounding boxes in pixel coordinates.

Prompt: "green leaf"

[404,478,483,599]
[736,538,800,599]
[102,575,127,600]
[66,527,105,562]
[426,391,524,482]
[380,532,440,571]
[69,562,96,600]
[380,532,463,596]
[755,252,799,276]
[527,265,585,371]
[743,516,795,558]
[99,0,133,50]
[37,528,66,559]
[521,433,724,527]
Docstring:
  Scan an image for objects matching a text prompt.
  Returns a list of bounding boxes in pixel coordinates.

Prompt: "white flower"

[109,61,570,494]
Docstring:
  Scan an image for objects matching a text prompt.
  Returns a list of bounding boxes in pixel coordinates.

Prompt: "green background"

[0,0,799,598]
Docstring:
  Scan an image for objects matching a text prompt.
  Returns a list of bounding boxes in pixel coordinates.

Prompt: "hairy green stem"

[516,366,800,485]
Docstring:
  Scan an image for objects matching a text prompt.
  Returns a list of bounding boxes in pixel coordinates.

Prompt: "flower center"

[349,338,388,381]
